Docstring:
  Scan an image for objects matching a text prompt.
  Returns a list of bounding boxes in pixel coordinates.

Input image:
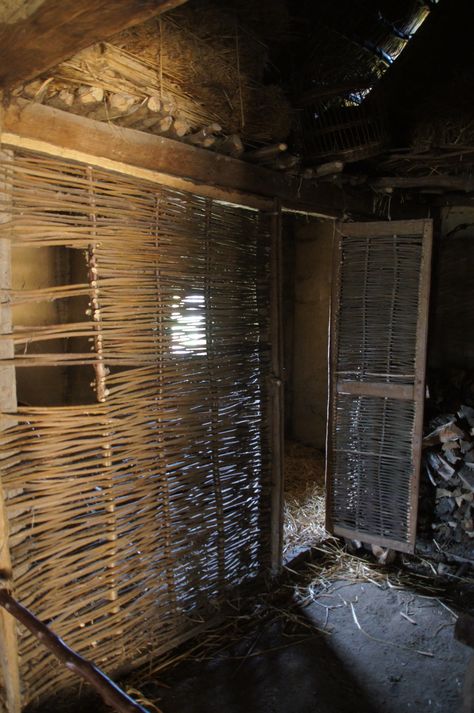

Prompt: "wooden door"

[326,219,432,553]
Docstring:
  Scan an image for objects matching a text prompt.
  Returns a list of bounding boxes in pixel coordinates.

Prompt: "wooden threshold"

[1,100,371,214]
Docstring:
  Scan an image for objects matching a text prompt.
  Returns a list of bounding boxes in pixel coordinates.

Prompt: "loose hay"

[21,1,292,144]
[284,440,327,554]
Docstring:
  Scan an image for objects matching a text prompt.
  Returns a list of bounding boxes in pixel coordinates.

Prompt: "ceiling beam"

[0,0,188,89]
[1,100,372,216]
[372,175,474,193]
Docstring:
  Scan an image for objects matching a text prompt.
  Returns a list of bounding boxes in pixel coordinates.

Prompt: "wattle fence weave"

[0,150,273,708]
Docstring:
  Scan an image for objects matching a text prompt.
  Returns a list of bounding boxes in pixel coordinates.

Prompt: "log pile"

[13,0,293,157]
[424,407,474,546]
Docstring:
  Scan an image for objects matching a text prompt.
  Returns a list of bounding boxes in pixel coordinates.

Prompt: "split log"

[116,96,160,128]
[271,154,301,171]
[0,588,149,713]
[107,93,138,118]
[184,123,222,147]
[150,115,174,136]
[165,118,191,139]
[22,79,45,100]
[213,134,244,158]
[315,161,345,178]
[243,143,287,163]
[75,85,104,113]
[160,98,176,116]
[22,78,53,102]
[424,404,474,544]
[48,89,75,112]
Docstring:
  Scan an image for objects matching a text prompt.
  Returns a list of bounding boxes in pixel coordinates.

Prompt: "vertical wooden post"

[408,220,433,545]
[270,199,284,572]
[86,167,120,626]
[0,148,21,713]
[325,222,340,535]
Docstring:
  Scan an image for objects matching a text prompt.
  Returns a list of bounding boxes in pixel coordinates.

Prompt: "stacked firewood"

[12,0,295,166]
[424,406,474,544]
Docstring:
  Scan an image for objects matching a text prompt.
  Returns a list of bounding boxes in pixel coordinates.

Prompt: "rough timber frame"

[0,100,370,217]
[0,105,297,709]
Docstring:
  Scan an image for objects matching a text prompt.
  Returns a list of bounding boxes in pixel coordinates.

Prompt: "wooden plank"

[333,525,413,554]
[372,176,474,192]
[336,380,414,401]
[1,100,371,215]
[270,200,284,572]
[2,130,271,213]
[0,0,188,88]
[339,219,432,238]
[408,220,433,547]
[0,150,21,713]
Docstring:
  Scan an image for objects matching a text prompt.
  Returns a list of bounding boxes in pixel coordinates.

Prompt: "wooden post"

[270,199,284,572]
[0,148,21,713]
[409,220,433,546]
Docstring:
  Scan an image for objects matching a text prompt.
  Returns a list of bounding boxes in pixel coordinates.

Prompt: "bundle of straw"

[19,1,292,145]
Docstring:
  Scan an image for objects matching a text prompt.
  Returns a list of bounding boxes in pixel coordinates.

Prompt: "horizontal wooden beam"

[372,175,474,193]
[333,525,413,554]
[336,380,414,401]
[0,0,187,88]
[1,100,371,215]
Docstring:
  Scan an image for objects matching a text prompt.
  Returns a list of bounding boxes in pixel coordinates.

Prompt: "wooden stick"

[116,97,157,128]
[150,115,173,136]
[168,117,191,138]
[75,85,104,113]
[213,134,244,158]
[184,123,222,147]
[0,589,150,713]
[315,160,345,177]
[107,93,138,118]
[243,143,287,163]
[48,89,75,112]
[271,154,300,172]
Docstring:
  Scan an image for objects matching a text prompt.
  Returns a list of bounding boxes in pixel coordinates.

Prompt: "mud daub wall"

[284,216,334,450]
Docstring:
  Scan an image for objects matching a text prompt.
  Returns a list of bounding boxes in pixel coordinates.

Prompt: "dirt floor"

[149,567,473,713]
[28,442,474,713]
[34,545,474,713]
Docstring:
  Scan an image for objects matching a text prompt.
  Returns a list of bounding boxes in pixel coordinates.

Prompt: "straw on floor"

[284,440,327,554]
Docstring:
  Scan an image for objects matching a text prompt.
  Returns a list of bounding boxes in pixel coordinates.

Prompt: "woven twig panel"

[337,234,423,384]
[328,221,431,551]
[332,394,416,541]
[0,151,272,706]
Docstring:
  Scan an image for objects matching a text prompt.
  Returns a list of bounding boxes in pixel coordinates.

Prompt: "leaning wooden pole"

[0,589,150,713]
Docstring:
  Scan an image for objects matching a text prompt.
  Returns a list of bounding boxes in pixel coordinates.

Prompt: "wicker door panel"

[326,220,432,552]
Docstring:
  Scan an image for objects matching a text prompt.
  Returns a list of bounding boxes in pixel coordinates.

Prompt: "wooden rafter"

[0,0,188,88]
